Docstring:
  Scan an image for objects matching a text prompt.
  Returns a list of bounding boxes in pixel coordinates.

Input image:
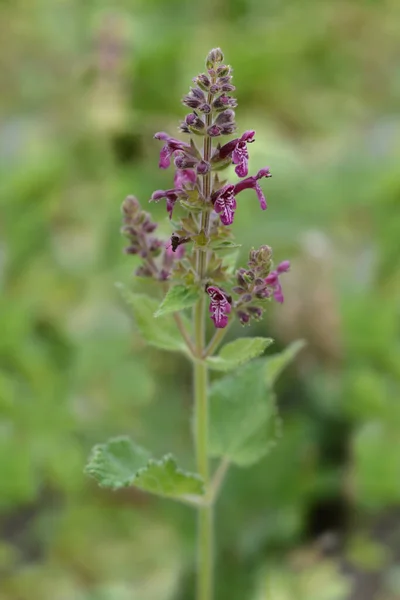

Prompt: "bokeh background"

[1,1,400,598]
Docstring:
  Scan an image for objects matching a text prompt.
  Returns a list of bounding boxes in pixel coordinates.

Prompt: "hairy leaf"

[209,341,303,466]
[154,285,201,317]
[116,284,189,352]
[206,337,273,371]
[85,437,204,498]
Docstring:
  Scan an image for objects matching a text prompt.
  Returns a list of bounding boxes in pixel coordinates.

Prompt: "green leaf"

[154,285,201,317]
[209,341,303,466]
[85,437,204,498]
[264,340,305,386]
[116,284,189,353]
[206,337,274,371]
[209,359,278,466]
[210,240,242,251]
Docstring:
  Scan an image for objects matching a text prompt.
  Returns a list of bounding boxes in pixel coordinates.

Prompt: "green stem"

[194,79,215,600]
[194,296,213,600]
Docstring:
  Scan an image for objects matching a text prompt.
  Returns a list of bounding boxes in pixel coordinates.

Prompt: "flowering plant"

[85,48,303,600]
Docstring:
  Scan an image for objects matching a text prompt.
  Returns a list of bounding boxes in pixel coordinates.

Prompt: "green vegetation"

[1,1,400,599]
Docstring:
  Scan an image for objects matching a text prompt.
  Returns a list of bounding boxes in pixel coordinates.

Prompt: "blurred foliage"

[1,0,400,599]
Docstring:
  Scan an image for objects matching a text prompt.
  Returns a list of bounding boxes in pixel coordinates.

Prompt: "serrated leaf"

[85,437,204,498]
[209,359,277,466]
[154,285,201,317]
[209,340,303,466]
[116,284,189,353]
[206,337,274,372]
[264,340,305,386]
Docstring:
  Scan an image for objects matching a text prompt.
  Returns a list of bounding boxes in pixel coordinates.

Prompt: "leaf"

[154,285,201,317]
[209,359,277,466]
[206,337,274,371]
[264,340,305,386]
[85,437,204,498]
[209,341,303,466]
[210,240,242,251]
[116,284,189,353]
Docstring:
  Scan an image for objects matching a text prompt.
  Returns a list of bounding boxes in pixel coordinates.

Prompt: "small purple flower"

[151,169,196,218]
[217,130,255,177]
[213,185,237,226]
[232,130,255,177]
[174,168,196,189]
[212,167,271,225]
[234,167,271,210]
[154,132,191,169]
[264,260,290,303]
[150,189,180,218]
[206,286,232,329]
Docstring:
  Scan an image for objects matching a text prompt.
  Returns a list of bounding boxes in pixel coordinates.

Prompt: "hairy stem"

[194,86,215,600]
[194,297,212,600]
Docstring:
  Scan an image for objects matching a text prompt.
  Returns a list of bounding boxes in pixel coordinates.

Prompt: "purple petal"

[151,190,168,201]
[232,141,249,178]
[213,186,237,225]
[159,144,172,169]
[154,132,169,141]
[240,130,255,143]
[256,167,271,179]
[166,197,177,218]
[174,169,196,189]
[255,182,267,210]
[273,283,284,303]
[277,260,290,273]
[265,271,278,285]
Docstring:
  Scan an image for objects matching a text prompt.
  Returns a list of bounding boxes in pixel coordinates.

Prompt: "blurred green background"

[1,0,400,598]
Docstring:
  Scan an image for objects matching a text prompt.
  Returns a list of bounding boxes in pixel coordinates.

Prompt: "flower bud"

[174,154,198,169]
[184,113,205,135]
[215,109,235,125]
[248,306,263,319]
[241,294,253,303]
[206,48,224,69]
[207,124,222,137]
[194,73,211,91]
[210,84,220,94]
[196,160,211,175]
[238,311,250,325]
[212,94,238,112]
[216,65,231,77]
[199,103,211,114]
[122,195,140,217]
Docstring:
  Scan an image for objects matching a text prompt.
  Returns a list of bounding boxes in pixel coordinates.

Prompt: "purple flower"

[150,189,180,218]
[264,260,290,303]
[206,286,232,329]
[213,185,237,225]
[151,169,196,218]
[154,132,191,169]
[218,130,255,177]
[212,167,271,225]
[174,168,196,189]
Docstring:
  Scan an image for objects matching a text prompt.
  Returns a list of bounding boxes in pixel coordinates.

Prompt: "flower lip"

[206,285,232,329]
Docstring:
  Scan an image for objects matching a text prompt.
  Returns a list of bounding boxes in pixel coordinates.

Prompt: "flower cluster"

[122,48,289,330]
[121,195,183,281]
[231,246,290,325]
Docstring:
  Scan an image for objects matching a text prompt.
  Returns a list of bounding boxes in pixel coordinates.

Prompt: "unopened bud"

[194,73,211,91]
[238,311,250,325]
[206,48,224,69]
[207,124,222,137]
[216,65,231,77]
[196,160,210,175]
[122,195,140,216]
